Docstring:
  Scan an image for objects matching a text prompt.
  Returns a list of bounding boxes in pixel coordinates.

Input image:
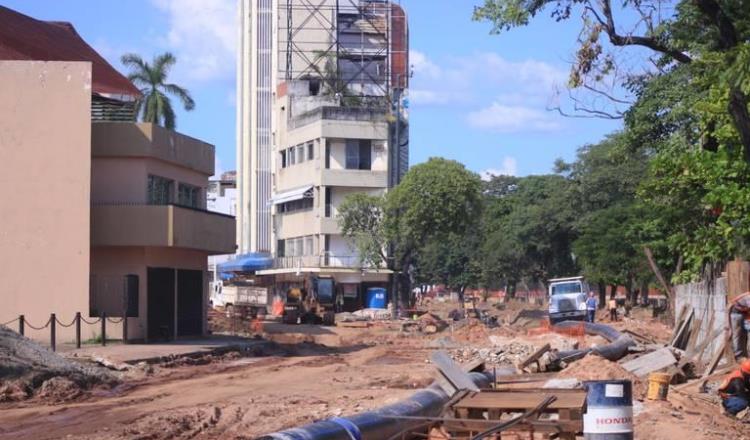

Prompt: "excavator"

[282,275,336,325]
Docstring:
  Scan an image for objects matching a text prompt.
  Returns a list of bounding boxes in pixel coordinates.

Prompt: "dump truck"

[211,280,269,318]
[547,276,589,324]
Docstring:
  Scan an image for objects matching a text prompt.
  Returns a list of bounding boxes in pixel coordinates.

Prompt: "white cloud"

[410,49,442,79]
[481,157,518,180]
[466,102,562,133]
[151,0,236,82]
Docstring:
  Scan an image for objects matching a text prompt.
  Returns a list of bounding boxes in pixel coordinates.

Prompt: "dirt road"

[1,305,748,440]
[0,326,435,439]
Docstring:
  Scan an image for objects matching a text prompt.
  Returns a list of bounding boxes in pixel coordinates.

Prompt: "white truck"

[210,280,269,318]
[548,276,590,324]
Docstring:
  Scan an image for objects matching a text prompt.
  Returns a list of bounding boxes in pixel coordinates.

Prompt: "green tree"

[473,0,750,162]
[338,157,483,306]
[121,52,195,130]
[337,193,387,269]
[481,174,578,293]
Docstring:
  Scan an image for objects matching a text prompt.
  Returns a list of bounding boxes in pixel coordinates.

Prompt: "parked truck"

[547,276,589,324]
[211,280,269,318]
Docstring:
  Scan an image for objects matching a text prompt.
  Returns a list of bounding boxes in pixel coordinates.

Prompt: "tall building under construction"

[236,0,409,308]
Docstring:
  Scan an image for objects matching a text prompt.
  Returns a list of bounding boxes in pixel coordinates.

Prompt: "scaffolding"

[278,0,407,103]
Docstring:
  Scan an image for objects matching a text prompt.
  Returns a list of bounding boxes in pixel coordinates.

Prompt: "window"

[307,143,314,160]
[278,197,313,213]
[305,237,314,256]
[324,187,332,218]
[288,147,296,165]
[296,145,305,163]
[280,151,287,168]
[178,183,201,208]
[551,282,583,296]
[325,140,331,169]
[345,139,372,170]
[277,240,285,257]
[147,175,173,205]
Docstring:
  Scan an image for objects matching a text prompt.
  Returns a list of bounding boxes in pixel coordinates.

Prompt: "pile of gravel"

[0,326,113,398]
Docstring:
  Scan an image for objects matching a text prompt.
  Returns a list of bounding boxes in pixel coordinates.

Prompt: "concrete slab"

[60,335,268,364]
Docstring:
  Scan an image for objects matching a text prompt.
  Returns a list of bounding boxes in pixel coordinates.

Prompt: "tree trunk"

[609,284,617,301]
[598,281,607,307]
[640,280,649,306]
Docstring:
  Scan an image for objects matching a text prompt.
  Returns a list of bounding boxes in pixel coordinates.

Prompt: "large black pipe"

[553,321,635,362]
[258,372,492,440]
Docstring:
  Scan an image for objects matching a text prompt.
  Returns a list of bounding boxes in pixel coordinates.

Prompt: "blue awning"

[218,252,273,273]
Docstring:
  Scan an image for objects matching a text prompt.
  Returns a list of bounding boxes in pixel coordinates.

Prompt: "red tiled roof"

[0,5,140,98]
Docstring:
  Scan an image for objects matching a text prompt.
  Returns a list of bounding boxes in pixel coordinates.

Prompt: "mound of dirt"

[0,326,113,402]
[557,354,646,398]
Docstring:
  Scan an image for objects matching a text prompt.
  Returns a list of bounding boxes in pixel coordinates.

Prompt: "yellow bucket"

[647,372,671,400]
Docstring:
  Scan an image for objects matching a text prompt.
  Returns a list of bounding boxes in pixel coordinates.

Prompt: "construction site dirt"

[0,300,748,440]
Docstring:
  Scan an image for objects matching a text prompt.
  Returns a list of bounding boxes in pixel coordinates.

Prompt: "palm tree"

[121,52,195,130]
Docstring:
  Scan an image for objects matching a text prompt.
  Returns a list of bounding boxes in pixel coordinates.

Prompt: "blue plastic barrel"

[583,380,633,440]
[365,288,387,309]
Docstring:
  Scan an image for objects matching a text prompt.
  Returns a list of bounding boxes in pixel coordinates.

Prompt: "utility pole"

[389,72,406,319]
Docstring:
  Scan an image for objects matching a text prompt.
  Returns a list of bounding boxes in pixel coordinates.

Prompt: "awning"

[270,185,313,205]
[218,252,273,273]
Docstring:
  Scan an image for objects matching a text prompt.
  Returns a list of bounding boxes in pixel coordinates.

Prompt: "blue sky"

[5,0,622,177]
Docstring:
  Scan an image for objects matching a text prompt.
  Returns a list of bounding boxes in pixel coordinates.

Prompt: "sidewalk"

[62,334,268,364]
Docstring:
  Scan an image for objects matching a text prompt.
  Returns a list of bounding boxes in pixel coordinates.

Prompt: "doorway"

[147,267,175,341]
[177,269,203,336]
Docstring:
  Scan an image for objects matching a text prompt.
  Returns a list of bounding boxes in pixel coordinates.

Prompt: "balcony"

[91,123,214,175]
[272,254,364,270]
[91,204,235,255]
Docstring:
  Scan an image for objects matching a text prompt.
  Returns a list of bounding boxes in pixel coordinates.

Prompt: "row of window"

[280,142,314,168]
[147,175,202,209]
[277,235,315,257]
[277,197,314,214]
[279,139,374,171]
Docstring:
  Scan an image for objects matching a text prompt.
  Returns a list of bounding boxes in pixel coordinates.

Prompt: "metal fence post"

[50,313,56,352]
[123,316,128,345]
[101,312,106,346]
[75,312,81,349]
[18,315,24,336]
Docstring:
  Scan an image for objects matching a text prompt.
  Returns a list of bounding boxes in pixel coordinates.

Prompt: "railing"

[272,254,363,270]
[1,312,127,352]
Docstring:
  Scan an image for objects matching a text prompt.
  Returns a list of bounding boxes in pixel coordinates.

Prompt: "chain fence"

[0,312,128,352]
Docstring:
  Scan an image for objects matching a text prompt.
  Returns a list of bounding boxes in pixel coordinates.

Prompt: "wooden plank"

[622,329,656,344]
[670,304,689,342]
[432,350,481,392]
[702,335,731,378]
[678,327,722,369]
[519,343,551,370]
[671,309,694,349]
[684,317,703,354]
[727,260,750,302]
[621,347,677,377]
[453,390,586,411]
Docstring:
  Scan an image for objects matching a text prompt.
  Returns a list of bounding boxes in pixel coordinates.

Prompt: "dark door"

[177,269,203,336]
[147,267,175,341]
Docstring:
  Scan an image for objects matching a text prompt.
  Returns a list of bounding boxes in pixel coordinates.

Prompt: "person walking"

[586,292,598,323]
[608,297,618,322]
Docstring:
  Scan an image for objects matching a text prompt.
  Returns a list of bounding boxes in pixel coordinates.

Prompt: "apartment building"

[237,0,408,309]
[0,6,234,342]
[207,171,239,284]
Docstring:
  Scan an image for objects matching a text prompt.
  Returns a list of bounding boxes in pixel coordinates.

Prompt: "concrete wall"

[674,277,728,364]
[0,61,92,343]
[90,246,208,341]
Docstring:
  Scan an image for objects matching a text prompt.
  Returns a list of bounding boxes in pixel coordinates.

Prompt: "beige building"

[0,6,234,343]
[237,0,408,309]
